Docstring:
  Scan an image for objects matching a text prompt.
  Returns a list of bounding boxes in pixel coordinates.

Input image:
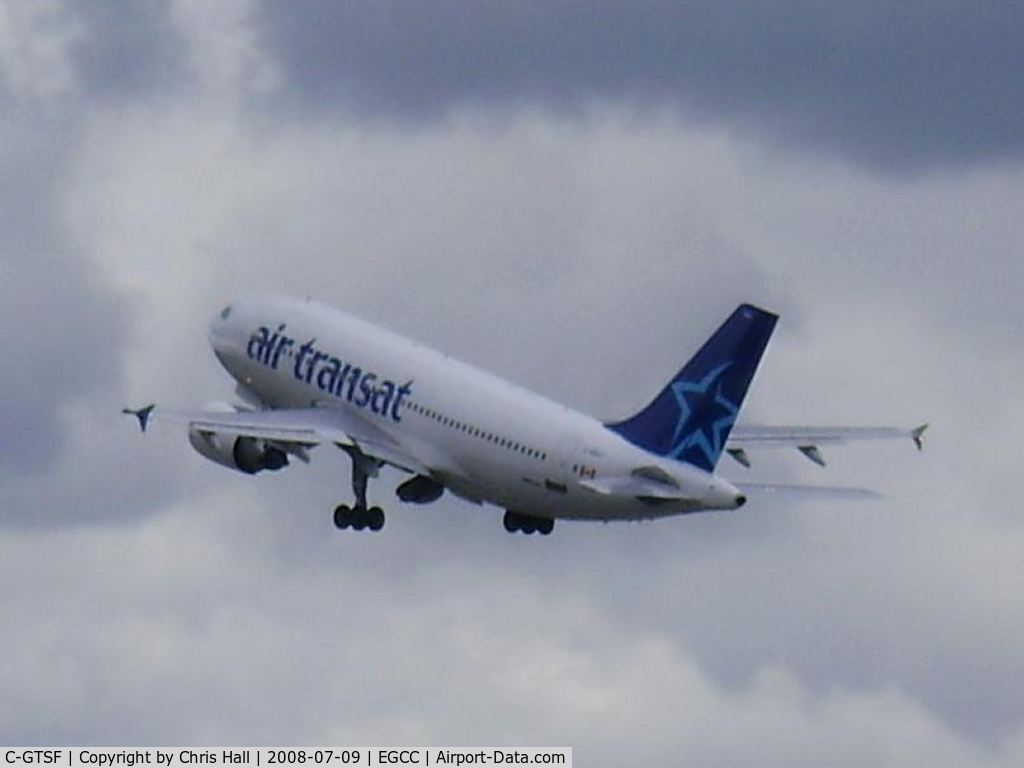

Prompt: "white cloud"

[4,497,1024,766]
[0,0,81,101]
[169,0,279,104]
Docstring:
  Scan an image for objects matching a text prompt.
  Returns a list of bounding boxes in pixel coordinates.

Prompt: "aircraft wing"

[123,403,428,475]
[724,423,928,467]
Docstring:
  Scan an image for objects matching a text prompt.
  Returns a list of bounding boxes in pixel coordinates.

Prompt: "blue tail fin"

[605,304,778,471]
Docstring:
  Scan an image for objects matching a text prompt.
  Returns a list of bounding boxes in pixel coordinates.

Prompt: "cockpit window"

[220,305,233,320]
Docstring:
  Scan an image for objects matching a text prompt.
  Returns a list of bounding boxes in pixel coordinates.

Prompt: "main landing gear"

[334,504,384,532]
[503,510,555,535]
[334,445,386,533]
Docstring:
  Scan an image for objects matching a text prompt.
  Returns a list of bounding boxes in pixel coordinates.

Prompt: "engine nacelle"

[188,428,288,475]
[396,475,445,504]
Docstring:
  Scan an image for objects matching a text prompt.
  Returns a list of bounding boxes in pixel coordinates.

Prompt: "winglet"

[912,423,929,451]
[122,404,156,433]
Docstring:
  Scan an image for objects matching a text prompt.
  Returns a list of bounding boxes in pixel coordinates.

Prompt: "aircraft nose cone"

[735,494,747,508]
[207,304,246,372]
[208,304,235,344]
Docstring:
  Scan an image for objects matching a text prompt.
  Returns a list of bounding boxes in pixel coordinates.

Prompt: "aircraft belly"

[476,472,691,522]
[553,497,697,522]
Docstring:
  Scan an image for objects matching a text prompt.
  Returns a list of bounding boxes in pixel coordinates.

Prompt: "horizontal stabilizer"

[733,481,883,500]
[579,476,686,501]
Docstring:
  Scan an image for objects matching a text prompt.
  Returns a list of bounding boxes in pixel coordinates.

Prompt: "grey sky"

[2,1,1023,765]
[19,1,1024,173]
[258,0,1024,172]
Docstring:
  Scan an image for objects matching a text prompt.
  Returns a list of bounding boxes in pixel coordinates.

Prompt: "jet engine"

[188,427,288,475]
[396,475,445,504]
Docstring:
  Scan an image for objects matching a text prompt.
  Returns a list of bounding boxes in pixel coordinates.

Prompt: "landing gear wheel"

[368,507,385,532]
[333,445,388,532]
[351,506,368,531]
[503,511,555,535]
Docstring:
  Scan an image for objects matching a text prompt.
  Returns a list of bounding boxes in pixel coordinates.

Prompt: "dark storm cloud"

[255,0,1024,172]
[73,3,186,101]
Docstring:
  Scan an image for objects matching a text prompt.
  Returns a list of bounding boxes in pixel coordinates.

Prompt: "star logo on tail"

[668,362,739,467]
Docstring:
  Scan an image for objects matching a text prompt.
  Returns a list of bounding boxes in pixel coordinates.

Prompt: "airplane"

[124,295,927,535]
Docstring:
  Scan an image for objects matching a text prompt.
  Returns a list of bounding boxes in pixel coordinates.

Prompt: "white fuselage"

[208,296,743,521]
